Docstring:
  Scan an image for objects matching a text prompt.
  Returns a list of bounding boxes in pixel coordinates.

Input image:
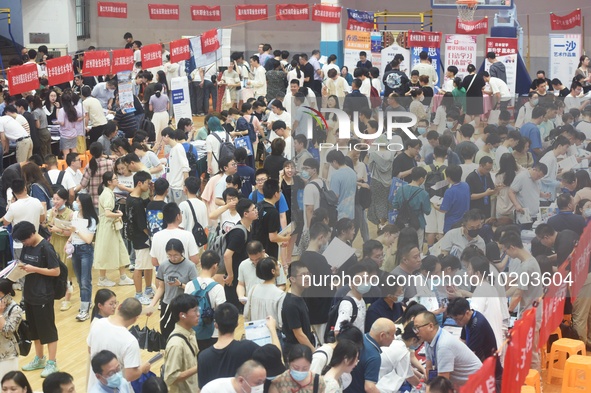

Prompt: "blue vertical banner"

[410,47,441,87]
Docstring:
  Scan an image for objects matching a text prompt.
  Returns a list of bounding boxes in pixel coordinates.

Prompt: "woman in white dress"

[221,61,242,109]
[323,340,359,393]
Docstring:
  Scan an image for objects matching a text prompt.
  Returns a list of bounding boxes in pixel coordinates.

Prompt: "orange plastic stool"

[79,153,88,169]
[546,338,587,384]
[542,326,563,370]
[561,355,591,392]
[521,386,535,393]
[56,160,67,170]
[524,369,541,393]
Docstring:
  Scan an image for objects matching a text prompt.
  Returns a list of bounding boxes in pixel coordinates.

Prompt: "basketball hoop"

[456,0,478,22]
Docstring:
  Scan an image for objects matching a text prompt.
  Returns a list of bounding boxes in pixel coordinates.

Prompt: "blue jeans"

[72,243,94,305]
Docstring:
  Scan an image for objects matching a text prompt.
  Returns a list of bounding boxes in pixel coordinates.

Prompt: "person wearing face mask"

[415,119,430,139]
[409,88,428,122]
[466,156,496,219]
[365,274,404,331]
[202,360,267,393]
[577,198,591,220]
[438,209,486,258]
[269,345,326,393]
[432,93,456,134]
[333,265,369,335]
[90,350,131,393]
[515,91,539,129]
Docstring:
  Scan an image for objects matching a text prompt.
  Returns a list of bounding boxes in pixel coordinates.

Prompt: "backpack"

[369,79,382,108]
[310,180,339,227]
[161,333,196,378]
[140,118,156,142]
[43,171,66,195]
[211,131,236,166]
[394,187,422,231]
[324,296,358,343]
[187,201,208,247]
[41,243,68,300]
[208,224,248,275]
[183,143,200,177]
[236,115,257,143]
[191,280,218,340]
[424,164,448,198]
[7,304,31,356]
[248,193,270,243]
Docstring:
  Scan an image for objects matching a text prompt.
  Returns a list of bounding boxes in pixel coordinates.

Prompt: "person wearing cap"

[252,344,286,392]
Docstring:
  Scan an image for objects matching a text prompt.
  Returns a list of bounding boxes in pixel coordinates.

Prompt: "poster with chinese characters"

[410,46,441,87]
[485,37,518,97]
[117,71,135,114]
[549,34,581,91]
[379,34,410,78]
[444,35,477,82]
[343,30,371,74]
[171,76,192,121]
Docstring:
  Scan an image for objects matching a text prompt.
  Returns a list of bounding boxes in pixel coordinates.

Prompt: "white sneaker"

[135,294,151,305]
[76,310,90,321]
[98,277,116,287]
[119,275,134,286]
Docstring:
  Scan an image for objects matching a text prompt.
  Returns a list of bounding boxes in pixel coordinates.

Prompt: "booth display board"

[444,34,477,83]
[549,34,581,90]
[485,37,518,97]
[379,41,411,79]
[343,30,372,73]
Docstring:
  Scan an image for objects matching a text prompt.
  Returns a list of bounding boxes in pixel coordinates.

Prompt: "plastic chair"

[524,369,541,393]
[521,386,535,393]
[56,160,67,170]
[546,338,587,384]
[542,326,563,370]
[561,355,591,392]
[79,153,88,169]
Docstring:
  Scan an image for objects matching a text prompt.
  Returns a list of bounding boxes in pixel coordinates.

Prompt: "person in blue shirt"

[234,147,256,197]
[547,193,586,235]
[365,274,404,331]
[437,165,471,233]
[345,318,396,393]
[249,168,288,229]
[519,106,546,161]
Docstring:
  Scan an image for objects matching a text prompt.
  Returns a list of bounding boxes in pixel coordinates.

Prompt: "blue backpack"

[191,280,218,340]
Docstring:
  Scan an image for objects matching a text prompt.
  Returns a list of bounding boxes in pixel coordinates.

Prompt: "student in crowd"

[244,257,286,327]
[41,372,76,393]
[89,350,131,393]
[436,165,470,233]
[146,178,169,236]
[178,176,208,235]
[269,344,326,393]
[91,289,117,322]
[162,128,190,204]
[201,360,267,393]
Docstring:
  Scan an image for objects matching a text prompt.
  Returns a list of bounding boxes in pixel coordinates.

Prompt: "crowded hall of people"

[0,0,590,392]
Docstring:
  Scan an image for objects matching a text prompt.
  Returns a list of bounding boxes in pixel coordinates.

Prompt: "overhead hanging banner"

[276,4,309,21]
[459,356,497,393]
[169,39,191,64]
[485,37,518,97]
[190,5,221,21]
[444,34,477,81]
[502,308,536,393]
[549,34,582,97]
[7,63,40,95]
[343,29,371,75]
[111,48,134,74]
[407,31,442,48]
[550,9,582,30]
[141,44,163,69]
[97,2,127,18]
[456,17,489,35]
[148,4,180,20]
[312,4,342,24]
[83,50,111,76]
[201,28,220,54]
[46,56,75,86]
[235,4,268,21]
[347,9,374,32]
[189,29,223,69]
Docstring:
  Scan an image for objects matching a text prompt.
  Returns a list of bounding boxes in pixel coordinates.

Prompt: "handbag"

[112,218,123,231]
[356,186,372,210]
[234,136,254,156]
[129,317,165,352]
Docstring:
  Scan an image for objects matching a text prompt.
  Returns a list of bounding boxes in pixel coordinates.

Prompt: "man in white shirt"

[150,203,200,266]
[271,121,293,160]
[163,129,190,204]
[81,85,108,143]
[91,80,116,110]
[132,40,142,63]
[236,241,287,303]
[44,155,77,201]
[4,105,30,134]
[284,80,317,113]
[324,69,350,103]
[483,71,512,113]
[0,111,33,163]
[65,152,84,187]
[190,63,218,116]
[206,124,232,175]
[179,177,209,235]
[564,81,591,112]
[248,55,267,98]
[412,50,438,87]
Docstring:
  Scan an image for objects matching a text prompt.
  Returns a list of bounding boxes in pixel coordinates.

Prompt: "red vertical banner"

[551,9,582,30]
[97,2,127,18]
[83,50,111,76]
[7,63,39,95]
[190,5,221,21]
[235,4,268,21]
[169,39,191,64]
[141,44,163,69]
[276,4,309,21]
[111,49,134,74]
[201,29,220,54]
[407,31,443,48]
[538,264,568,350]
[148,4,180,20]
[459,356,497,393]
[46,56,75,86]
[502,308,536,393]
[570,223,591,301]
[312,4,342,23]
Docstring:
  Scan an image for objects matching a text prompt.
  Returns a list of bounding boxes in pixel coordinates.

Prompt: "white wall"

[22,0,78,53]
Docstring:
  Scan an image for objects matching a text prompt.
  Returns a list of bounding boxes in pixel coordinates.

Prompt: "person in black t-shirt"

[197,303,280,388]
[282,261,315,354]
[263,139,287,180]
[392,139,421,182]
[223,198,257,308]
[299,54,316,92]
[466,156,496,219]
[126,171,153,305]
[145,178,169,237]
[535,223,580,266]
[13,221,61,377]
[258,179,290,259]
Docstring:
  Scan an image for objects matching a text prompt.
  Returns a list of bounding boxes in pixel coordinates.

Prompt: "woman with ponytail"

[57,91,84,157]
[287,59,304,87]
[149,83,170,154]
[76,142,114,208]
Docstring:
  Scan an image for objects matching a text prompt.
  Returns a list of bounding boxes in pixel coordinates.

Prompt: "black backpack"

[395,187,422,231]
[140,118,156,142]
[424,164,448,198]
[310,180,339,227]
[324,296,358,344]
[7,304,31,356]
[211,131,236,166]
[43,171,66,195]
[187,201,208,247]
[249,193,270,243]
[41,243,69,300]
